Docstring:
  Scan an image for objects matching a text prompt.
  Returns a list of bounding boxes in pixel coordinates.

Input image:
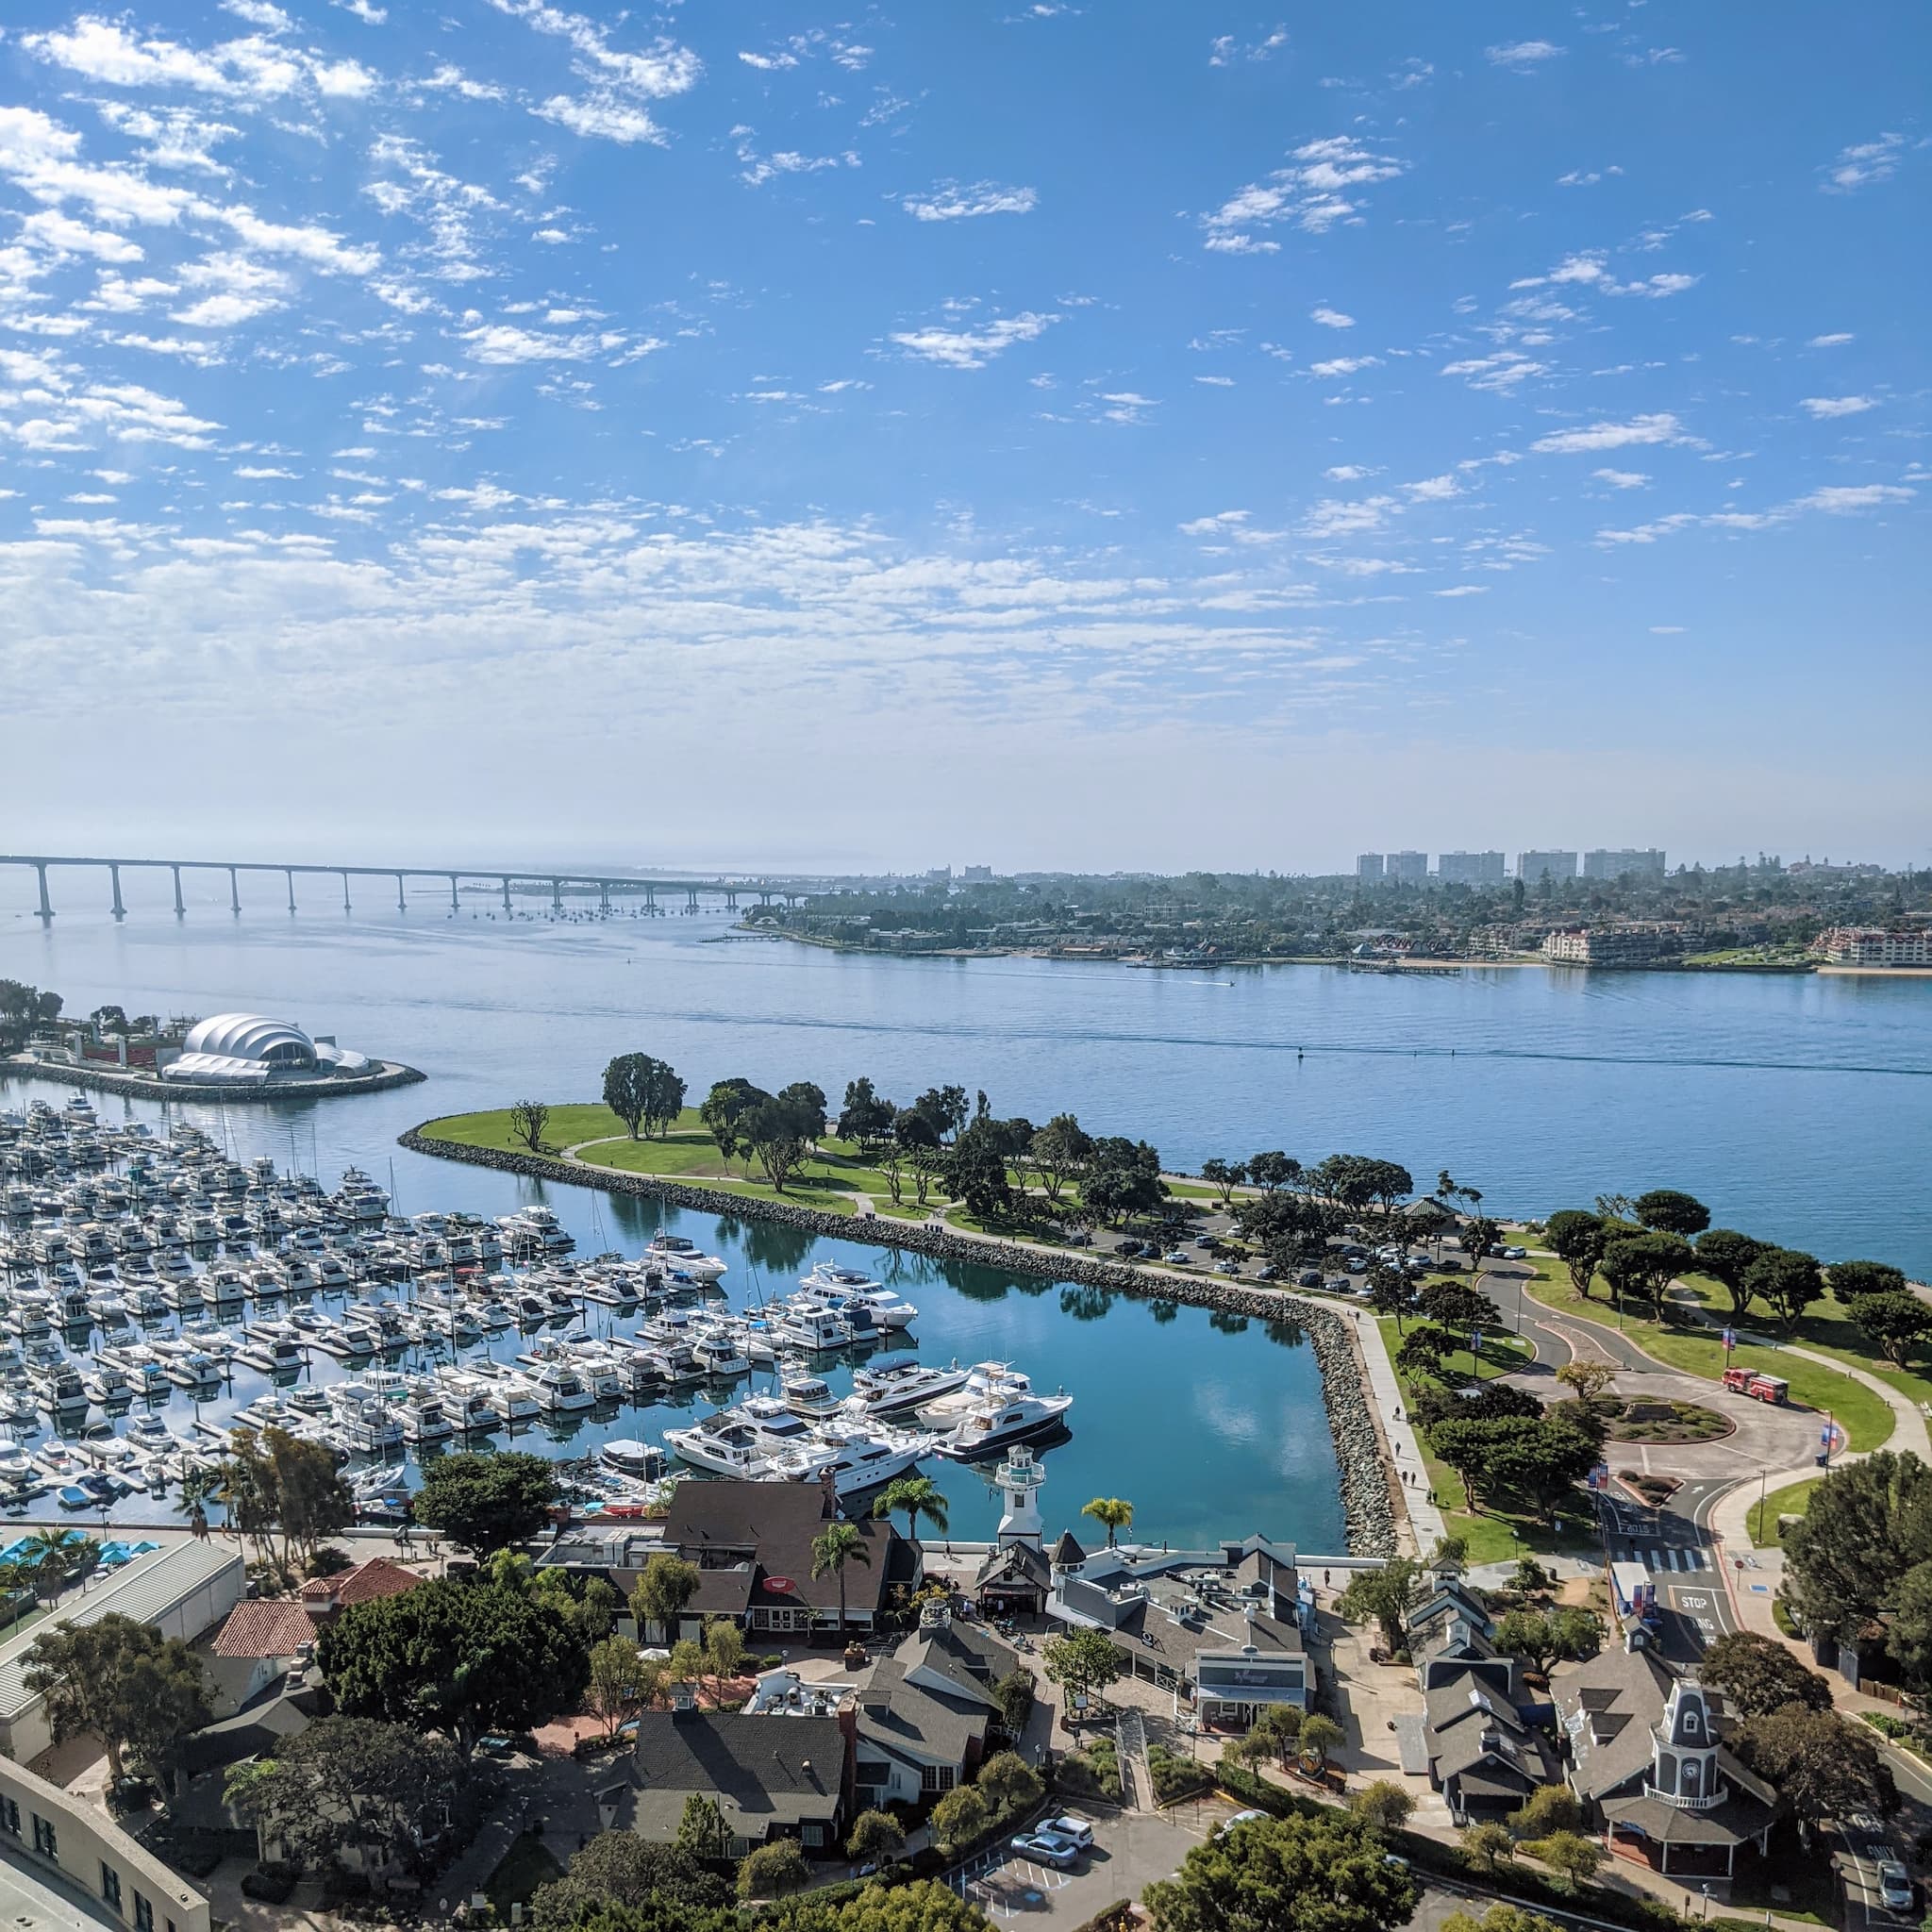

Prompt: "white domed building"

[163,1012,373,1088]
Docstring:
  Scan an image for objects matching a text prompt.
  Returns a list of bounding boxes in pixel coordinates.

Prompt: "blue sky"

[0,3,1925,872]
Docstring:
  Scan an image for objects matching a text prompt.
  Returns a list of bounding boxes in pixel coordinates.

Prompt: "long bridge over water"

[0,853,815,922]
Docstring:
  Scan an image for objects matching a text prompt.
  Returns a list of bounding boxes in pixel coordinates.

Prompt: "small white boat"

[645,1234,728,1281]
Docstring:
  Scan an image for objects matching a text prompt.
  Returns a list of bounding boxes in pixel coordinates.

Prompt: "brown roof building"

[297,1557,425,1616]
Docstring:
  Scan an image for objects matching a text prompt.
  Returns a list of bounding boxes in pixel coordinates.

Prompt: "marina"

[0,1092,1341,1545]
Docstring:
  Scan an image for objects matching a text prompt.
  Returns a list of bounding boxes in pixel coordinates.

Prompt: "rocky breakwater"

[399,1125,1398,1557]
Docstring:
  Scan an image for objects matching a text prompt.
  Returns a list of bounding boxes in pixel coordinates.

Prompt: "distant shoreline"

[0,1051,425,1102]
[756,929,1920,977]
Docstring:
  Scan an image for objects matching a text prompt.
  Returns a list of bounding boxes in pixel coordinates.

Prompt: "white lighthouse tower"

[993,1444,1046,1549]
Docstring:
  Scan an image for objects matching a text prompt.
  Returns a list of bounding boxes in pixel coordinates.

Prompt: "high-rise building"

[1356,853,1386,883]
[960,864,994,883]
[1517,850,1578,883]
[1387,851,1428,885]
[1582,848,1667,880]
[1438,850,1507,887]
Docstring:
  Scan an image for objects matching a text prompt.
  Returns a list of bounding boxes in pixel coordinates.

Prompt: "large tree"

[743,1090,821,1192]
[1418,1281,1502,1334]
[1694,1228,1773,1317]
[698,1077,765,1170]
[530,1835,729,1932]
[509,1098,551,1153]
[1598,1230,1693,1317]
[25,1613,210,1787]
[1731,1707,1897,1824]
[629,1553,701,1639]
[1492,1607,1602,1677]
[1029,1114,1092,1204]
[1782,1450,1932,1648]
[1335,1556,1423,1654]
[1247,1151,1301,1193]
[1143,1805,1420,1932]
[1041,1627,1126,1704]
[1429,1418,1598,1518]
[872,1475,949,1543]
[1744,1246,1826,1331]
[1633,1190,1711,1237]
[318,1578,590,1752]
[220,1424,354,1574]
[412,1449,558,1554]
[602,1054,686,1140]
[836,1078,896,1153]
[1200,1158,1248,1207]
[1544,1210,1611,1299]
[1309,1155,1414,1222]
[225,1716,469,1878]
[1847,1291,1932,1368]
[1699,1632,1834,1717]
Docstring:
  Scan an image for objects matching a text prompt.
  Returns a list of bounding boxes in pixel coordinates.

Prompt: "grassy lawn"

[1522,1260,1894,1450]
[422,1102,633,1152]
[485,1832,562,1915]
[1748,1475,1824,1545]
[1375,1317,1596,1565]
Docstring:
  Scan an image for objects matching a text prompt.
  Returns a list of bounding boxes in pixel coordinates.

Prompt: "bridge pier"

[172,865,185,918]
[396,873,407,914]
[501,876,512,914]
[109,863,125,922]
[599,881,610,912]
[643,884,656,916]
[228,866,241,916]
[341,871,353,914]
[686,887,699,915]
[285,868,296,915]
[724,889,739,911]
[33,862,53,923]
[551,878,562,913]
[448,874,458,915]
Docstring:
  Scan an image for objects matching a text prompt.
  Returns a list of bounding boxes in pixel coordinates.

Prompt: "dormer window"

[1682,1707,1700,1738]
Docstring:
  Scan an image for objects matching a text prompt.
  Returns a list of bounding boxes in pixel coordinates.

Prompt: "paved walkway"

[1349,1309,1446,1552]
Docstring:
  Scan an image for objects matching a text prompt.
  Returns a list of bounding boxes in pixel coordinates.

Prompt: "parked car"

[1324,1275,1349,1292]
[1063,1230,1092,1247]
[1879,1863,1915,1912]
[1256,1263,1279,1282]
[1503,1244,1527,1259]
[1041,1815,1094,1850]
[1344,1256,1368,1274]
[1011,1833,1081,1870]
[1296,1268,1323,1288]
[1215,1810,1269,1839]
[1214,1258,1240,1275]
[1163,1248,1191,1265]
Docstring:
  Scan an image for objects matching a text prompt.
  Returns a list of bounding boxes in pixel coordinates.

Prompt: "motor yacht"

[663,1414,790,1478]
[773,1305,853,1353]
[773,1420,935,1496]
[329,1385,405,1456]
[521,1362,595,1415]
[932,1385,1074,1460]
[644,1234,728,1281]
[781,1373,844,1418]
[851,1357,972,1417]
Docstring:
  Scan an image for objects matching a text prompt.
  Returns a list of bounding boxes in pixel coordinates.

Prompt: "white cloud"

[486,1,701,97]
[1532,412,1689,455]
[1405,475,1458,502]
[1487,40,1563,69]
[1557,165,1623,187]
[1821,132,1906,193]
[1209,26,1288,66]
[1795,483,1911,513]
[739,50,799,71]
[535,94,664,144]
[1308,356,1379,378]
[1193,375,1235,387]
[903,182,1038,221]
[1807,332,1854,347]
[421,64,506,102]
[1592,469,1650,489]
[1435,584,1488,597]
[1309,306,1354,329]
[1324,465,1371,482]
[223,0,291,28]
[459,321,608,362]
[1441,350,1546,393]
[1800,395,1876,419]
[337,0,389,21]
[1202,135,1406,252]
[890,311,1058,370]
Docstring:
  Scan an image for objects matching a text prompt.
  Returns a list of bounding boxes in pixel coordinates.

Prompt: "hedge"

[1068,1902,1136,1932]
[1211,1768,1679,1932]
[241,1863,300,1904]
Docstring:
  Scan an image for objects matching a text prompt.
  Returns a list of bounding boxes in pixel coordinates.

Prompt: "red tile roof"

[213,1600,318,1658]
[297,1557,425,1607]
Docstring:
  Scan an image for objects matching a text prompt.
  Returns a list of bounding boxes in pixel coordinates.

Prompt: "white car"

[1040,1815,1094,1850]
[1879,1863,1914,1913]
[1214,1809,1269,1838]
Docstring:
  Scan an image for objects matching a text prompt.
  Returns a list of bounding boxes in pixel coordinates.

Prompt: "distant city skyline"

[0,4,1924,861]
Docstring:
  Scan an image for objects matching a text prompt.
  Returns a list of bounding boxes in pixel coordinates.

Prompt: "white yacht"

[521,1362,595,1415]
[773,1420,935,1496]
[663,1414,790,1478]
[329,1385,405,1456]
[773,1305,852,1353]
[798,1263,918,1330]
[644,1234,728,1281]
[851,1357,973,1418]
[932,1385,1074,1460]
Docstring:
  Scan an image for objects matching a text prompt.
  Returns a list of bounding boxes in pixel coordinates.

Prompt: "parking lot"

[948,1798,1240,1922]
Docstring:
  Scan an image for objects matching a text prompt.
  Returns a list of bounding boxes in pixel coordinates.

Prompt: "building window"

[802,1824,825,1848]
[102,1863,123,1912]
[920,1764,955,1793]
[135,1893,154,1932]
[0,1796,19,1837]
[31,1814,58,1860]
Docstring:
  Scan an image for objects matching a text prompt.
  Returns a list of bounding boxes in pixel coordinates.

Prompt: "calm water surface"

[1,875,1928,1547]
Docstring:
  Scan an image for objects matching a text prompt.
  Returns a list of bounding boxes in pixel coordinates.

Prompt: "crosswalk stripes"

[1635,1546,1707,1573]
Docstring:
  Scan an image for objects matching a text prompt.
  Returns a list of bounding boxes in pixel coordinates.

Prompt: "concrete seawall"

[5,1054,425,1103]
[399,1126,1397,1557]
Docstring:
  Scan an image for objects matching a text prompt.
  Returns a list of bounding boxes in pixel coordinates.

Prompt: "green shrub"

[241,1863,300,1904]
[1145,1743,1212,1805]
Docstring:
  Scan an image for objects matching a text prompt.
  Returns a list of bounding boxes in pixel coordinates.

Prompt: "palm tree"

[1081,1497,1135,1548]
[21,1528,76,1606]
[810,1522,872,1637]
[872,1475,949,1546]
[176,1465,222,1541]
